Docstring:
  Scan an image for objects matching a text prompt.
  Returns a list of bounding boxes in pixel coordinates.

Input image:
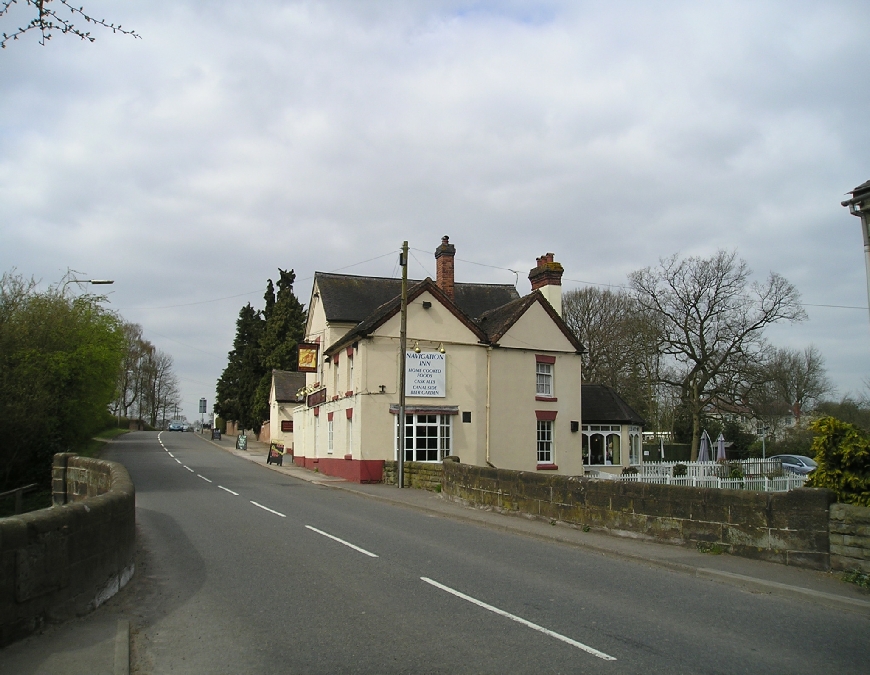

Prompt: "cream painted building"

[580,383,645,475]
[291,238,586,480]
[267,370,306,452]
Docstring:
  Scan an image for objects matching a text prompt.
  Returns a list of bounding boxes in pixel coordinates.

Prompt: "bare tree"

[754,345,833,427]
[113,322,147,422]
[1,0,139,48]
[629,250,806,459]
[562,286,664,428]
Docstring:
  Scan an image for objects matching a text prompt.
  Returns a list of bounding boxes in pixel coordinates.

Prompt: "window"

[280,420,293,433]
[397,414,451,462]
[629,425,641,465]
[348,354,354,393]
[347,417,353,455]
[582,425,622,465]
[537,420,553,464]
[327,419,334,454]
[536,362,553,397]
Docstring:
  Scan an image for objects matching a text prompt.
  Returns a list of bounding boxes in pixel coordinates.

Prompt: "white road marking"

[218,486,239,496]
[305,525,379,558]
[174,458,182,464]
[168,452,174,458]
[183,466,194,472]
[420,577,616,661]
[198,475,212,483]
[251,501,286,518]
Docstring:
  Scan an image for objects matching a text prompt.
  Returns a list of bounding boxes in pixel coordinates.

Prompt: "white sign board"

[405,351,446,397]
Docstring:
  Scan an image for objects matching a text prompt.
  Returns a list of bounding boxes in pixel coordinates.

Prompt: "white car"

[770,455,817,476]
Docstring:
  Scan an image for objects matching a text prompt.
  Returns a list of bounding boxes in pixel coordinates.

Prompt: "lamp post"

[760,425,770,461]
[842,180,870,327]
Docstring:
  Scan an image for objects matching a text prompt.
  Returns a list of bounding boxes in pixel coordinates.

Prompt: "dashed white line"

[174,458,182,464]
[218,486,239,496]
[183,466,194,472]
[168,452,174,458]
[251,501,286,518]
[420,577,616,661]
[198,475,212,483]
[305,525,378,558]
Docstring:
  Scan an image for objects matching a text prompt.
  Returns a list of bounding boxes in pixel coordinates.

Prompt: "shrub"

[805,417,870,506]
[673,463,687,477]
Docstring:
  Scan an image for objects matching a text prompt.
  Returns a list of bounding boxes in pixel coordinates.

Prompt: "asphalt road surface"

[105,432,869,674]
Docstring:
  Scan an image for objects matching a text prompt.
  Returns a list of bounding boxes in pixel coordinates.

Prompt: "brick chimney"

[528,252,564,316]
[435,235,456,301]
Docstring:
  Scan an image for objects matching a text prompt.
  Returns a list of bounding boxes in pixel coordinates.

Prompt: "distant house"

[291,237,585,481]
[580,384,644,473]
[266,370,306,450]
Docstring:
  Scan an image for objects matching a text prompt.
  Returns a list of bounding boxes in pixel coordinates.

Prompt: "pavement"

[3,431,868,674]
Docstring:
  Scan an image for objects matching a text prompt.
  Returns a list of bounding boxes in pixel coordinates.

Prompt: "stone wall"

[0,454,136,647]
[442,462,833,570]
[383,461,444,491]
[829,503,870,574]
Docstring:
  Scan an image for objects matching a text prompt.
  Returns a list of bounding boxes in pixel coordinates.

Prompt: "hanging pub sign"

[405,351,446,397]
[297,343,319,372]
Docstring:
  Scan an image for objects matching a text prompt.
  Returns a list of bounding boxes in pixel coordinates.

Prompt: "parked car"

[168,422,184,432]
[769,454,817,475]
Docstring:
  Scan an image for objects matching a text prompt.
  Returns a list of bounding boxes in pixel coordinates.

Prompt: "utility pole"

[842,181,870,328]
[398,241,408,489]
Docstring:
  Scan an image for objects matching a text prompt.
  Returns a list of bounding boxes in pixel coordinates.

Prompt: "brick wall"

[383,461,444,491]
[442,461,834,570]
[0,454,136,647]
[829,503,870,574]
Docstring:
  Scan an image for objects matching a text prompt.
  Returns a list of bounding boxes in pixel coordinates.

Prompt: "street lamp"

[62,278,115,291]
[842,180,870,327]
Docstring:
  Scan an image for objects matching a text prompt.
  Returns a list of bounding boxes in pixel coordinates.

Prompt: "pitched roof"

[476,291,585,353]
[582,384,645,426]
[272,370,307,402]
[325,278,488,355]
[314,272,519,323]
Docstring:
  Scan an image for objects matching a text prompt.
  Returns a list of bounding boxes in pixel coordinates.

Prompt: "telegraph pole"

[398,241,408,489]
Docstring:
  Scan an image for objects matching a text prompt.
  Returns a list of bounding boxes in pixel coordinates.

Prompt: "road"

[103,431,868,674]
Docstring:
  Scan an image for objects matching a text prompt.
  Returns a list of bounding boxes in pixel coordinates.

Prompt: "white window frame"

[347,417,353,455]
[327,419,334,454]
[536,362,553,397]
[582,424,622,466]
[348,354,354,393]
[396,413,452,462]
[536,420,553,464]
[629,425,641,465]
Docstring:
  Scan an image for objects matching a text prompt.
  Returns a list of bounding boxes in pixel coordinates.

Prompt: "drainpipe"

[486,346,492,466]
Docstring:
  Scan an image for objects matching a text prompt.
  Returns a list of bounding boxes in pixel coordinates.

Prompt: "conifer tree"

[215,269,306,433]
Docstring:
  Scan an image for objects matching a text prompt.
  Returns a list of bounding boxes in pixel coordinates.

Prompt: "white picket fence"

[591,460,808,492]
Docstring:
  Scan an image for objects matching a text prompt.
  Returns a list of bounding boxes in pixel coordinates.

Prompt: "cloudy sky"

[2,0,869,422]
